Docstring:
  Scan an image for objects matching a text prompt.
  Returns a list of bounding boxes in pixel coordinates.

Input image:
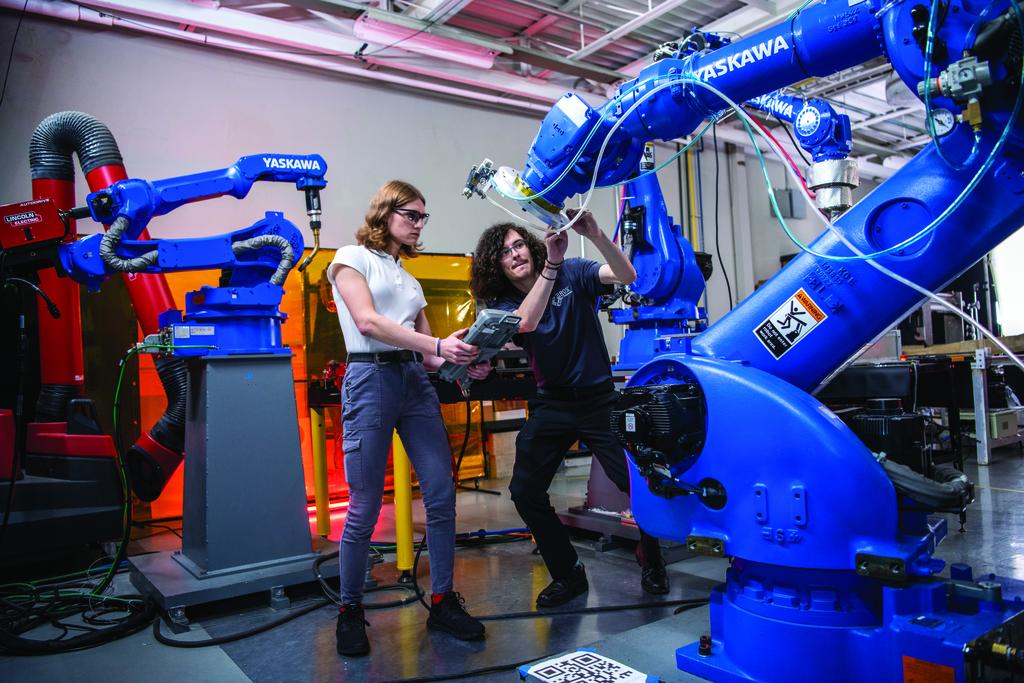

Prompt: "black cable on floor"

[476,597,709,621]
[152,597,331,649]
[713,123,734,311]
[0,592,157,655]
[313,550,424,609]
[154,528,708,660]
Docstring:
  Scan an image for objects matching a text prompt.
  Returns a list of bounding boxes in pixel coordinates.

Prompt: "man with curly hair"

[470,209,670,608]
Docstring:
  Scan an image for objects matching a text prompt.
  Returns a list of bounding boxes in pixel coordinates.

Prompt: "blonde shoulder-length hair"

[355,180,426,259]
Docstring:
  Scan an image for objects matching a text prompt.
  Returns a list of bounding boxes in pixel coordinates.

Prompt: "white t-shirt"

[327,245,427,353]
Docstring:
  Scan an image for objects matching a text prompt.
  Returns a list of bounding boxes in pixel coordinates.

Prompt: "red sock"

[432,593,445,605]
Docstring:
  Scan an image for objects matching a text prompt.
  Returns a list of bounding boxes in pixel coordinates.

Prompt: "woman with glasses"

[326,180,486,657]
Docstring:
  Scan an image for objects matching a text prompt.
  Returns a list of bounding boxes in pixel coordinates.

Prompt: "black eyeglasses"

[393,208,430,226]
[500,239,527,261]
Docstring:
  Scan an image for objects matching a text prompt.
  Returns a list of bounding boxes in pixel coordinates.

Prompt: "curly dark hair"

[470,223,547,303]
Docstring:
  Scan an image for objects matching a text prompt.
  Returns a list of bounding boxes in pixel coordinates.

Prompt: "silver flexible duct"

[232,235,295,286]
[99,216,159,273]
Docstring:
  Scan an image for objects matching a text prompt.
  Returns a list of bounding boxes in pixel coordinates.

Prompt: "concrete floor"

[3,447,1023,683]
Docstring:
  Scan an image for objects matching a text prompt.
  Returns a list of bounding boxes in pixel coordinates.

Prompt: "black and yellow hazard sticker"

[754,288,826,359]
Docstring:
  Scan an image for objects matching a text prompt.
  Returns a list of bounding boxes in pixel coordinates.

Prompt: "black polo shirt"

[491,258,613,389]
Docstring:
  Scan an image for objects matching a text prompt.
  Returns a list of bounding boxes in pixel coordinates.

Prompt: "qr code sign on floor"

[522,651,652,683]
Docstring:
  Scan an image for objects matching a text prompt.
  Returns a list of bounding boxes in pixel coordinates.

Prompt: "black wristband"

[539,273,557,281]
[545,259,563,268]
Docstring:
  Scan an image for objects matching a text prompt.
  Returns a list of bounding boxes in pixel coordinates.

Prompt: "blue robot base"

[677,567,1024,683]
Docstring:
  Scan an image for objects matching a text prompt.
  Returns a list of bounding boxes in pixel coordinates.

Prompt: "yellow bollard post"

[392,431,415,576]
[309,406,331,537]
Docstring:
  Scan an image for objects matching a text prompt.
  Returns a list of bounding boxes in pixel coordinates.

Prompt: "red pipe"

[85,166,175,335]
[31,178,83,387]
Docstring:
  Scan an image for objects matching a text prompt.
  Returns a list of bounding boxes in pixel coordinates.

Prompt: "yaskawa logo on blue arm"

[262,157,322,171]
[695,37,791,81]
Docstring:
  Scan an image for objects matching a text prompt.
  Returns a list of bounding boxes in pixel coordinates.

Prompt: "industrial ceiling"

[6,0,930,174]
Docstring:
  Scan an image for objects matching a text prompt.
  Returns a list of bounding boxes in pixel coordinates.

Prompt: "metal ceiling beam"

[704,0,806,37]
[291,0,515,53]
[850,107,918,130]
[400,0,476,25]
[502,0,612,32]
[299,0,627,82]
[520,0,589,38]
[738,0,778,15]
[799,63,894,98]
[507,45,626,83]
[567,0,694,61]
[894,135,932,150]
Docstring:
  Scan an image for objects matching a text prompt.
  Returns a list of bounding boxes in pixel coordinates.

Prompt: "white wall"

[0,13,628,254]
[743,153,880,291]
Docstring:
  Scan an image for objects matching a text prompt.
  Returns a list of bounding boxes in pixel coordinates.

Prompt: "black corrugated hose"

[29,111,125,425]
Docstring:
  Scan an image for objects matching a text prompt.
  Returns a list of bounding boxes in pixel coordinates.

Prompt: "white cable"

[484,195,553,234]
[685,79,1024,374]
[484,64,1023,371]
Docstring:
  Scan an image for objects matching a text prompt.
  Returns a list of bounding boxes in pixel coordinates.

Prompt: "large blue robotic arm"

[475,2,1024,681]
[490,0,883,224]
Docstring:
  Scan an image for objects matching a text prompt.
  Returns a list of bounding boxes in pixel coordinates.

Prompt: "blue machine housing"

[680,569,1024,682]
[612,169,707,370]
[64,211,303,356]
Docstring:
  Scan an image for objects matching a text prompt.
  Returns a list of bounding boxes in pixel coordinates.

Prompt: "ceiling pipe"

[0,0,580,110]
[352,15,498,69]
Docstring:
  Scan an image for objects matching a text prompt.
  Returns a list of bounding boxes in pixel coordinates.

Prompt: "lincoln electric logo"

[263,156,321,171]
[5,211,41,227]
[694,37,791,81]
[551,286,572,307]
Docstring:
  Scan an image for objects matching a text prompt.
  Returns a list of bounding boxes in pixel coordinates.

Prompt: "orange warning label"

[903,656,955,683]
[794,290,825,322]
[753,288,828,359]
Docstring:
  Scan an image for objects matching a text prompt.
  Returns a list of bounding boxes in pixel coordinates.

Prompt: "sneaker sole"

[336,644,370,657]
[426,618,485,641]
[536,582,589,608]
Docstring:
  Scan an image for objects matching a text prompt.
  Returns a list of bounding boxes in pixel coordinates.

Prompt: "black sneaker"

[426,592,485,640]
[536,562,589,607]
[336,602,370,656]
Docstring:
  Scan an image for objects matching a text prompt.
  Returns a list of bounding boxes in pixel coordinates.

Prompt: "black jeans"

[509,389,631,580]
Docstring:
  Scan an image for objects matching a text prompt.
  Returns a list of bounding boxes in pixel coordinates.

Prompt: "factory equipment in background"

[0,148,336,623]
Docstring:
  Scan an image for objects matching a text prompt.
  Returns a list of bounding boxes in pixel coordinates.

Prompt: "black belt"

[536,379,615,401]
[347,350,423,364]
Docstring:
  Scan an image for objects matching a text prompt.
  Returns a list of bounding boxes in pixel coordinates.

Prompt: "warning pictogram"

[754,288,827,359]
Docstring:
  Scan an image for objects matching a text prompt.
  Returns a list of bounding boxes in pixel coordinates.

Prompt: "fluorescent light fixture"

[352,16,498,70]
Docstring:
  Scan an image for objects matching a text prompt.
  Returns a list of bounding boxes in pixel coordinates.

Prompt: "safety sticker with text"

[754,288,826,359]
